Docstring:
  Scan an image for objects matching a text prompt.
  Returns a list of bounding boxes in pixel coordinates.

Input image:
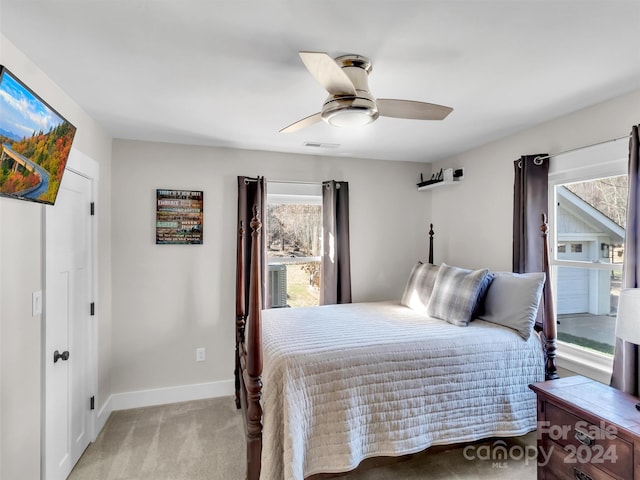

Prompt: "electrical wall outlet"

[195,347,206,362]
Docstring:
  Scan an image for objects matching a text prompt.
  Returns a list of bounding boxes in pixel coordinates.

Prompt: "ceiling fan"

[280,51,453,133]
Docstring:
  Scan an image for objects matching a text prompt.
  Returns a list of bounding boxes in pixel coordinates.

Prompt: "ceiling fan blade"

[279,112,323,133]
[377,99,453,120]
[299,51,356,96]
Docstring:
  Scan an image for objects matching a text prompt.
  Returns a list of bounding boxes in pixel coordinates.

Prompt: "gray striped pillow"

[427,263,490,326]
[400,262,440,312]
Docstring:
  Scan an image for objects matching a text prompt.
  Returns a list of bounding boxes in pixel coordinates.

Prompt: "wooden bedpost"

[245,206,263,480]
[234,220,246,409]
[428,223,434,265]
[541,214,559,380]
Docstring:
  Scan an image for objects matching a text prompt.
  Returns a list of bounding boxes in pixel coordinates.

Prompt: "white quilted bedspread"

[260,301,544,480]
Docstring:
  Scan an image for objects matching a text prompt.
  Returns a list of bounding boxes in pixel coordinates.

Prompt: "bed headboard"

[428,223,434,265]
[425,216,557,380]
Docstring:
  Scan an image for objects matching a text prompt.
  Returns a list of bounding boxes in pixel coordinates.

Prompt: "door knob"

[53,350,70,363]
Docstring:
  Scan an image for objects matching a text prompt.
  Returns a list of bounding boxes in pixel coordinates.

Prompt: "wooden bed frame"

[234,208,558,480]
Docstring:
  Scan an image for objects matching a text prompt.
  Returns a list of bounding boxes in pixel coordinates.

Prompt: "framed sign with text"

[156,189,203,244]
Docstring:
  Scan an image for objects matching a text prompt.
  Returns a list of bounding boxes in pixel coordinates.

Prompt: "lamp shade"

[615,288,640,345]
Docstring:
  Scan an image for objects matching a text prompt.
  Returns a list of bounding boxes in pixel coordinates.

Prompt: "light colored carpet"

[68,397,245,480]
[68,396,538,480]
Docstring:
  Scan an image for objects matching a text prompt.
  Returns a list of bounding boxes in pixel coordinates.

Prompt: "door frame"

[42,148,99,479]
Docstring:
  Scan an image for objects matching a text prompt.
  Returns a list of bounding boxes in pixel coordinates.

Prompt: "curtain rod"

[534,134,631,162]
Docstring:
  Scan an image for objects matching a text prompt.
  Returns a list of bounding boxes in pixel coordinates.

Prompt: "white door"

[45,170,93,480]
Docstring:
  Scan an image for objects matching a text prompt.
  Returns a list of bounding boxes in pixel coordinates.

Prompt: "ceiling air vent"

[304,142,340,149]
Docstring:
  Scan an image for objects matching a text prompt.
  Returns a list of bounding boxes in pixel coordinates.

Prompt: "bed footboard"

[236,207,264,480]
[234,221,245,410]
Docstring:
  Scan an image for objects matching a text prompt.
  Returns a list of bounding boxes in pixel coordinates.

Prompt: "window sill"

[556,340,613,384]
[268,256,320,265]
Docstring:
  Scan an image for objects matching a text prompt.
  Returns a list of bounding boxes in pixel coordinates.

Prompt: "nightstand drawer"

[546,441,617,480]
[545,403,632,480]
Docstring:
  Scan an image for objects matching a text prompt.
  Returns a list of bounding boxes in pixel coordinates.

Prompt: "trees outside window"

[266,183,322,307]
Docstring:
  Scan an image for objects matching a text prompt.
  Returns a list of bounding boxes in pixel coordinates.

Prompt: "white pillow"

[479,272,545,340]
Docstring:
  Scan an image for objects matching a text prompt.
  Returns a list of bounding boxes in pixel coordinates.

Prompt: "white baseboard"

[110,379,235,412]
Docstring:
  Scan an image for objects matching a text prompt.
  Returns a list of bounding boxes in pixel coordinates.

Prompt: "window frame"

[547,140,628,382]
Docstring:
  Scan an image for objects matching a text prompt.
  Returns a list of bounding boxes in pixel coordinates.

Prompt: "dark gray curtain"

[611,125,640,395]
[320,180,352,305]
[237,176,267,310]
[513,154,549,329]
[513,154,550,273]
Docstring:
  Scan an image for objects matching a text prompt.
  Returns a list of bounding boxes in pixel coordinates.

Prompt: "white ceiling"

[2,1,639,163]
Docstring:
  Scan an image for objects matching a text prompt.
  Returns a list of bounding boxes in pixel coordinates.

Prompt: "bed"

[234,209,558,480]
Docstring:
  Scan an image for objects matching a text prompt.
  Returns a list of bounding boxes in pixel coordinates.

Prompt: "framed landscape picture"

[156,189,203,244]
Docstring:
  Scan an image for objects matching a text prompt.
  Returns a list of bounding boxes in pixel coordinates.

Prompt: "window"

[549,141,627,367]
[266,182,322,308]
[553,176,626,356]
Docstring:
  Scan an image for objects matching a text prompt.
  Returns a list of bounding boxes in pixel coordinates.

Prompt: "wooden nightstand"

[530,375,640,480]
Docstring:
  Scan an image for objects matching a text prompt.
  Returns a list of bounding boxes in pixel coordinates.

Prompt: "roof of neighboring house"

[557,186,624,244]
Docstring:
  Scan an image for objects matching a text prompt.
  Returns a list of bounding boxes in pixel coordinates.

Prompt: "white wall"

[110,140,432,397]
[0,36,113,480]
[429,89,640,271]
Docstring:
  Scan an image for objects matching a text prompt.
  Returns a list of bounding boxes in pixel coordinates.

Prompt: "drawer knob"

[574,468,593,480]
[574,429,595,447]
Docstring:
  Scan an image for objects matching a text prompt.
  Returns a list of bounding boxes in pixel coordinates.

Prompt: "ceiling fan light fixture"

[321,95,379,128]
[325,107,377,128]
